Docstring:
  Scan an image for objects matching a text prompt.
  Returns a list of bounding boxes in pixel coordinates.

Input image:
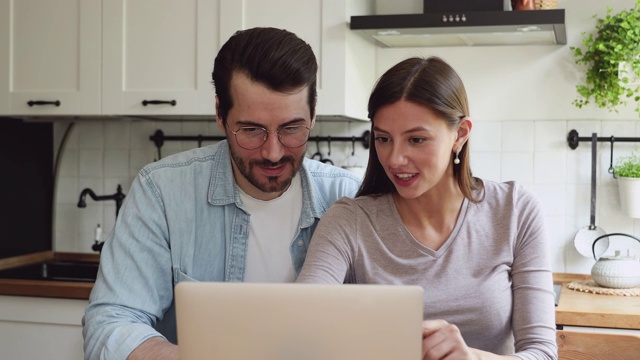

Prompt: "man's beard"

[230,150,304,193]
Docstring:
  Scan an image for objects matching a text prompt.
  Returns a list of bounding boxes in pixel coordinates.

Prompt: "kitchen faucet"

[77,184,126,252]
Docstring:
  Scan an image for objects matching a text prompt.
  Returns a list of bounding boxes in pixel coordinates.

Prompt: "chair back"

[556,330,640,360]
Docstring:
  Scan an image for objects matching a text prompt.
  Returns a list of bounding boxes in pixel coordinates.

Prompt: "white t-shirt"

[240,174,302,283]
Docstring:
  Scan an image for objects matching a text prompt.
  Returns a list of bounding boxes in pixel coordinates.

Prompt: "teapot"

[590,233,640,289]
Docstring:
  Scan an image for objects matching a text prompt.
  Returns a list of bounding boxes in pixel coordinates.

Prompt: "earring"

[453,149,461,165]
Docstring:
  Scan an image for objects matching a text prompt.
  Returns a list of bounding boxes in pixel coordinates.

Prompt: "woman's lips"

[393,173,418,187]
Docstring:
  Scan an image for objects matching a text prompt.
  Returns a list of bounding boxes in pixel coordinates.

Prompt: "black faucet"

[78,184,126,217]
[78,185,126,253]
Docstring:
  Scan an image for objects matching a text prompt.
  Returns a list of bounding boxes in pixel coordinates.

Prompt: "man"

[82,27,361,360]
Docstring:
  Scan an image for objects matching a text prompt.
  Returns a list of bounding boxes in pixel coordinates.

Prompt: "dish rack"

[535,0,558,9]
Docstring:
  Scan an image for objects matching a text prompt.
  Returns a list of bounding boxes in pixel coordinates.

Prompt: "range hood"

[350,1,566,47]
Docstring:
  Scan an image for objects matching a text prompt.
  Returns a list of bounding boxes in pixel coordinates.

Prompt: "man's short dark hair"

[212,27,318,126]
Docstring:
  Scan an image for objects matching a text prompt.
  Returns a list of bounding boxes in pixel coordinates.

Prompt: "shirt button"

[297,240,304,247]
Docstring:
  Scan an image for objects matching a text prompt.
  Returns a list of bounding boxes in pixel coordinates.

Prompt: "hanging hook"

[311,136,323,161]
[351,136,356,156]
[327,136,332,156]
[609,136,615,175]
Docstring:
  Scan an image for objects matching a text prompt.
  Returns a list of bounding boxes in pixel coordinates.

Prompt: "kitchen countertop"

[0,251,98,300]
[554,273,640,330]
[1,265,638,328]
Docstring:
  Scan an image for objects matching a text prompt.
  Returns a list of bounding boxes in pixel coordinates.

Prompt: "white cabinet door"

[0,0,102,116]
[102,0,219,116]
[220,0,374,121]
[0,296,88,360]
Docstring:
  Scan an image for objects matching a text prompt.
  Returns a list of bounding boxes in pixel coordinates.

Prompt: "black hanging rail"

[149,129,371,160]
[567,129,640,176]
[567,129,640,150]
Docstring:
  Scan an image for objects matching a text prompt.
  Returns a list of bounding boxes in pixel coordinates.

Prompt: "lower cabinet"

[561,325,640,335]
[0,295,88,360]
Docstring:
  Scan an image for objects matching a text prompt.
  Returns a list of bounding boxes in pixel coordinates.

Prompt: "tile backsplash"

[53,118,640,275]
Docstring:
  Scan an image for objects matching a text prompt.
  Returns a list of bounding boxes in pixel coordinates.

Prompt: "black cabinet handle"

[142,100,177,106]
[27,100,61,107]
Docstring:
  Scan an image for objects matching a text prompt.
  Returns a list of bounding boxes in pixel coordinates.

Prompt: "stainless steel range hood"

[350,3,566,47]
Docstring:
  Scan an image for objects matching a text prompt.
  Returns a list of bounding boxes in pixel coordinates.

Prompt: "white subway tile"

[534,152,566,184]
[502,122,533,152]
[501,152,533,183]
[78,149,104,177]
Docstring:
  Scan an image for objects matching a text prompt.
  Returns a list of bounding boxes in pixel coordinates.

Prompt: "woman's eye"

[374,136,390,144]
[409,137,427,145]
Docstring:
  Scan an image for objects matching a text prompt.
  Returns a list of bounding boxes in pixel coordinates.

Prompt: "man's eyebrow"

[235,118,308,128]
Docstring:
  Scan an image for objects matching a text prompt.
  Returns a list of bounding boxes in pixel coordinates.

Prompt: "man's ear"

[215,96,225,132]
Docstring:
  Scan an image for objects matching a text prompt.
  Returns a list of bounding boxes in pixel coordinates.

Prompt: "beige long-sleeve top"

[297,180,557,360]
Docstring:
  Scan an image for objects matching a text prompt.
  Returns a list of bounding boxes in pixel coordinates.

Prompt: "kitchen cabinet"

[219,0,375,121]
[0,0,102,116]
[0,295,87,360]
[0,0,219,117]
[2,0,373,119]
[554,274,640,335]
[102,0,219,116]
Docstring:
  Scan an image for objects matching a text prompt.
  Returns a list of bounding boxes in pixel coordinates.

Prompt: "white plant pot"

[617,177,640,218]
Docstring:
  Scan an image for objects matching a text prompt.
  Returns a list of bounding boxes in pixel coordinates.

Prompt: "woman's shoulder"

[330,193,393,214]
[475,179,540,209]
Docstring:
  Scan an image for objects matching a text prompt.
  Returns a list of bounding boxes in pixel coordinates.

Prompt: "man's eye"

[241,127,262,135]
[281,126,302,134]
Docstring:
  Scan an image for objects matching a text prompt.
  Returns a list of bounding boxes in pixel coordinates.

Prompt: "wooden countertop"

[554,273,640,330]
[1,258,639,328]
[0,251,98,300]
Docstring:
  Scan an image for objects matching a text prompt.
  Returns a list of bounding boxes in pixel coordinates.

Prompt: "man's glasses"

[231,125,312,150]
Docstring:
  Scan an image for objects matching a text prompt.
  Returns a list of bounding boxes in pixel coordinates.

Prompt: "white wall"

[53,0,640,274]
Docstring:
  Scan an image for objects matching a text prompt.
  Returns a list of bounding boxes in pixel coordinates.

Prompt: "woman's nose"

[387,144,408,167]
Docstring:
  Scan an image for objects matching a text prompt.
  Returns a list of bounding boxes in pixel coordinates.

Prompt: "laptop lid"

[175,282,424,360]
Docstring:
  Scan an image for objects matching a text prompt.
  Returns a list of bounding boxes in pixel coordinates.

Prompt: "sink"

[0,260,99,282]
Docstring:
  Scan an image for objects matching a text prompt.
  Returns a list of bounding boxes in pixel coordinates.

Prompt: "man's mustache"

[250,156,295,167]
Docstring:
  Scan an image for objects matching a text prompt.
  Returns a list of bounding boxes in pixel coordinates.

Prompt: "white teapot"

[590,233,640,289]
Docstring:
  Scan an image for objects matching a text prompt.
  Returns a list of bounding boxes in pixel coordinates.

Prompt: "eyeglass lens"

[234,126,310,150]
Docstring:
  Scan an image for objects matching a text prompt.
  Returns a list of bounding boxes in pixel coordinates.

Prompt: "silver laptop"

[175,282,424,360]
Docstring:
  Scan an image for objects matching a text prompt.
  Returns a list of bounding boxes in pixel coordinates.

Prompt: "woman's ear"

[455,117,473,149]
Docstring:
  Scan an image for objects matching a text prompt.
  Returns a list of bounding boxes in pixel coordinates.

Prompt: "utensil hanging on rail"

[573,133,610,258]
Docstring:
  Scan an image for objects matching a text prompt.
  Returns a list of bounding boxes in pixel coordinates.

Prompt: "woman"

[297,57,557,360]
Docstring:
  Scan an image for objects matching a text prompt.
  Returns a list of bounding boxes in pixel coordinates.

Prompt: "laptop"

[175,282,424,360]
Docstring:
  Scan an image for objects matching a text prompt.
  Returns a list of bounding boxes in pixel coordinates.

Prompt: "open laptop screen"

[175,282,423,360]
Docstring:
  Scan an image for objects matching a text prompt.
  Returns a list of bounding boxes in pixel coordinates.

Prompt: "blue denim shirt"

[82,141,361,360]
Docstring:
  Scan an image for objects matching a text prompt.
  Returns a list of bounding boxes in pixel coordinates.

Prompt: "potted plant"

[571,1,640,116]
[613,152,640,217]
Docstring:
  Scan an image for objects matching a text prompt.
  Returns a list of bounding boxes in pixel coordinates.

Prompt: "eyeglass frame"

[230,124,313,150]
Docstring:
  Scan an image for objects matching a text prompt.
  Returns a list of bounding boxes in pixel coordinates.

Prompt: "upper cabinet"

[0,0,219,117]
[0,0,102,115]
[102,0,219,116]
[0,0,373,120]
[222,0,375,121]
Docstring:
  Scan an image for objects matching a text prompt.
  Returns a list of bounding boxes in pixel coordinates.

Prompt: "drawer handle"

[142,100,177,106]
[27,100,61,107]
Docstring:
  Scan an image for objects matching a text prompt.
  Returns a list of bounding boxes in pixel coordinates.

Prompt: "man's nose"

[260,131,285,162]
